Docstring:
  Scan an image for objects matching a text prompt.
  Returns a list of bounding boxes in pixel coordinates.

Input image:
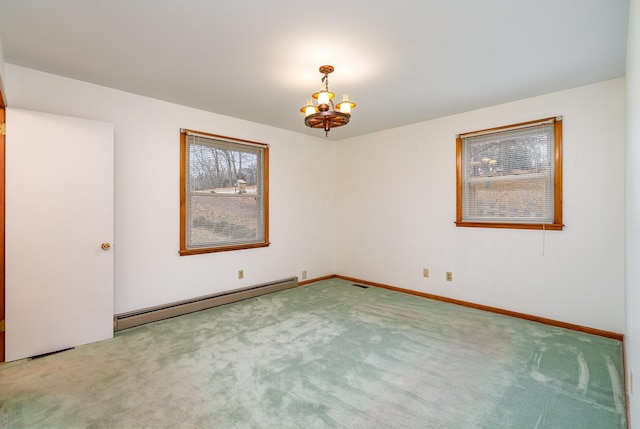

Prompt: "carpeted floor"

[0,278,627,428]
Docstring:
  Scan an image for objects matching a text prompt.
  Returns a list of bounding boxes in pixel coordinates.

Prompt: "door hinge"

[0,319,5,333]
[0,123,5,136]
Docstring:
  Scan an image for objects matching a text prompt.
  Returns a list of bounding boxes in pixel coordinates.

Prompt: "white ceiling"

[0,0,630,140]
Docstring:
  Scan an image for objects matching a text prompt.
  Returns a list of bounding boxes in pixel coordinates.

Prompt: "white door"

[5,108,114,362]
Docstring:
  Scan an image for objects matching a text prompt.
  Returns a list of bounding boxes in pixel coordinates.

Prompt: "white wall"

[627,0,640,424]
[4,64,336,314]
[4,64,627,335]
[336,78,626,333]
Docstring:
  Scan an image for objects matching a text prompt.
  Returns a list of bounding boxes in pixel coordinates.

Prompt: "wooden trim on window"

[458,116,557,139]
[455,136,463,225]
[553,118,563,227]
[179,129,269,255]
[455,116,563,231]
[181,128,269,149]
[454,221,563,230]
[263,146,270,246]
[179,241,270,256]
[179,131,188,253]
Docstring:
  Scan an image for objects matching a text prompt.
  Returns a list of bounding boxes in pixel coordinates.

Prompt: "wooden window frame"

[180,129,269,255]
[455,117,563,231]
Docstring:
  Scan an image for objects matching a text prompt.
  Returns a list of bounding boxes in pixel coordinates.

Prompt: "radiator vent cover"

[114,277,298,331]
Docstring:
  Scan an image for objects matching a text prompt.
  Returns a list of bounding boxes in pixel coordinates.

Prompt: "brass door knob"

[101,242,111,250]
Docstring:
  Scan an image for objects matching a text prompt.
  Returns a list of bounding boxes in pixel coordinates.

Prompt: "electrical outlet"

[238,269,244,280]
[301,270,307,280]
[446,272,453,281]
[423,268,429,278]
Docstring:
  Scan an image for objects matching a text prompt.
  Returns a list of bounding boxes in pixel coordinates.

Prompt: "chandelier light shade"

[300,65,356,137]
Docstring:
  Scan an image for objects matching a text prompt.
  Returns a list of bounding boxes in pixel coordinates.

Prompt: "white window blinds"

[460,120,556,224]
[184,133,267,250]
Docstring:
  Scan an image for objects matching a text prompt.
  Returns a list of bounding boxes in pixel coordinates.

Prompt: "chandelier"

[300,65,356,137]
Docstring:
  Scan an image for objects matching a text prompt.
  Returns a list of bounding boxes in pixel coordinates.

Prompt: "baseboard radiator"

[113,277,298,332]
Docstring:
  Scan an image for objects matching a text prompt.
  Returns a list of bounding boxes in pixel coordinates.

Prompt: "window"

[180,129,269,255]
[456,117,563,230]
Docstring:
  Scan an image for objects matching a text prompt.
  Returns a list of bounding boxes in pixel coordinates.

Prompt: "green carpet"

[0,278,627,428]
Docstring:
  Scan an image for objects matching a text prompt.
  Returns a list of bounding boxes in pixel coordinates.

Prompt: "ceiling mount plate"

[319,65,334,74]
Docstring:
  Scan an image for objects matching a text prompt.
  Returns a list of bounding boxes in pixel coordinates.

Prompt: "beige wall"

[4,64,337,314]
[336,78,626,334]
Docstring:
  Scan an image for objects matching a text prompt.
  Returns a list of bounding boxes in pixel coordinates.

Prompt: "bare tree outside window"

[456,117,563,230]
[180,130,269,255]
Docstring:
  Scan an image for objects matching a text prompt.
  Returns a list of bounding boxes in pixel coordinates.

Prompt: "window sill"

[179,241,270,256]
[455,221,563,231]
